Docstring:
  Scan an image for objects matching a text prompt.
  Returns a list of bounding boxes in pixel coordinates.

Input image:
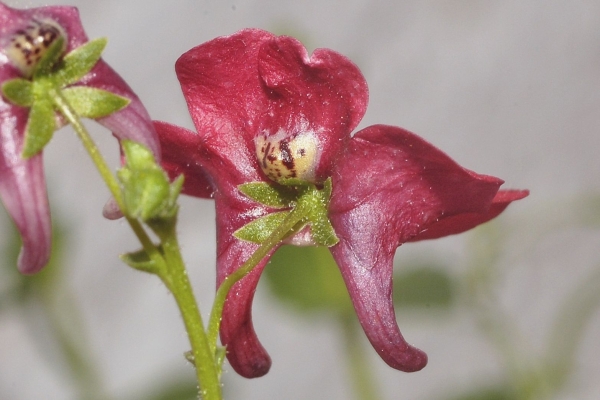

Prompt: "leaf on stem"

[120,248,159,274]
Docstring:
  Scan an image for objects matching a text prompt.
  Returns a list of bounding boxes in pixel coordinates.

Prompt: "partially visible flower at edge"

[0,2,159,274]
[155,29,528,377]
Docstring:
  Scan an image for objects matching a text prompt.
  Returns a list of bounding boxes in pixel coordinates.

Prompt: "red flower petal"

[154,121,213,198]
[408,189,530,241]
[175,29,273,185]
[328,124,506,371]
[216,238,275,378]
[0,102,51,274]
[155,115,277,377]
[175,29,368,184]
[257,35,368,181]
[1,3,160,269]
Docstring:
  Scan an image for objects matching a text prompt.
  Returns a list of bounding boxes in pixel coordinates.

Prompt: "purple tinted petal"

[328,124,509,371]
[155,118,276,377]
[82,61,160,159]
[216,233,274,378]
[257,35,368,180]
[213,182,283,377]
[175,29,273,184]
[154,121,213,198]
[408,189,530,241]
[0,102,51,274]
[329,236,427,372]
[175,29,369,184]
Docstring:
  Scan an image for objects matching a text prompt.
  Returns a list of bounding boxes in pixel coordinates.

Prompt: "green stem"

[156,221,221,400]
[207,205,309,353]
[51,89,220,398]
[340,315,383,400]
[49,88,157,258]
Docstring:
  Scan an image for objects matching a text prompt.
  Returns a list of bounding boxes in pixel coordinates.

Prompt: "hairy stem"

[207,205,309,353]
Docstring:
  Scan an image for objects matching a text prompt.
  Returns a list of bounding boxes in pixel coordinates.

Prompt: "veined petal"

[0,101,51,274]
[216,220,274,378]
[82,61,160,158]
[155,117,277,377]
[1,3,159,157]
[328,124,513,371]
[408,189,530,241]
[330,125,504,235]
[175,29,368,185]
[154,121,213,198]
[175,29,273,185]
[257,35,368,181]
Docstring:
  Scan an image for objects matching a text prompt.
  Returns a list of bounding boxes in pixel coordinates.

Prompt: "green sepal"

[233,210,294,243]
[54,38,108,87]
[238,181,296,208]
[277,177,314,187]
[120,248,159,274]
[301,178,338,246]
[22,96,55,158]
[118,140,182,222]
[308,211,339,246]
[321,177,333,200]
[1,79,33,107]
[32,37,66,78]
[62,86,130,119]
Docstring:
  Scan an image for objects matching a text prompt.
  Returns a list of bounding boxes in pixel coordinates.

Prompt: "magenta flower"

[0,2,159,274]
[155,28,528,377]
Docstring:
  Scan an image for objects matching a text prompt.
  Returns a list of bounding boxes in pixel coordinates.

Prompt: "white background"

[1,1,599,399]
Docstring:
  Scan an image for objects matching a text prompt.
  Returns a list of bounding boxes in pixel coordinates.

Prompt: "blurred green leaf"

[393,265,455,309]
[0,209,66,308]
[264,245,353,315]
[445,385,518,400]
[137,377,199,400]
[266,246,456,314]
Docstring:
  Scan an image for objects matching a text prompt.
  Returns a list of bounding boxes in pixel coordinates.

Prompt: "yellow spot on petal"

[5,18,67,78]
[256,130,319,183]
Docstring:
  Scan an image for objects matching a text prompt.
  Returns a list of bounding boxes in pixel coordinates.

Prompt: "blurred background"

[1,1,599,399]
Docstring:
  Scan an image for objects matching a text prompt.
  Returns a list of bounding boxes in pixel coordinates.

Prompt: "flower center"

[255,130,319,184]
[5,19,67,78]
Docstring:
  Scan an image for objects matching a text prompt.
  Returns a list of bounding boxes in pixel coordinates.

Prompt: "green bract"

[117,140,183,222]
[234,178,338,247]
[0,37,129,158]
